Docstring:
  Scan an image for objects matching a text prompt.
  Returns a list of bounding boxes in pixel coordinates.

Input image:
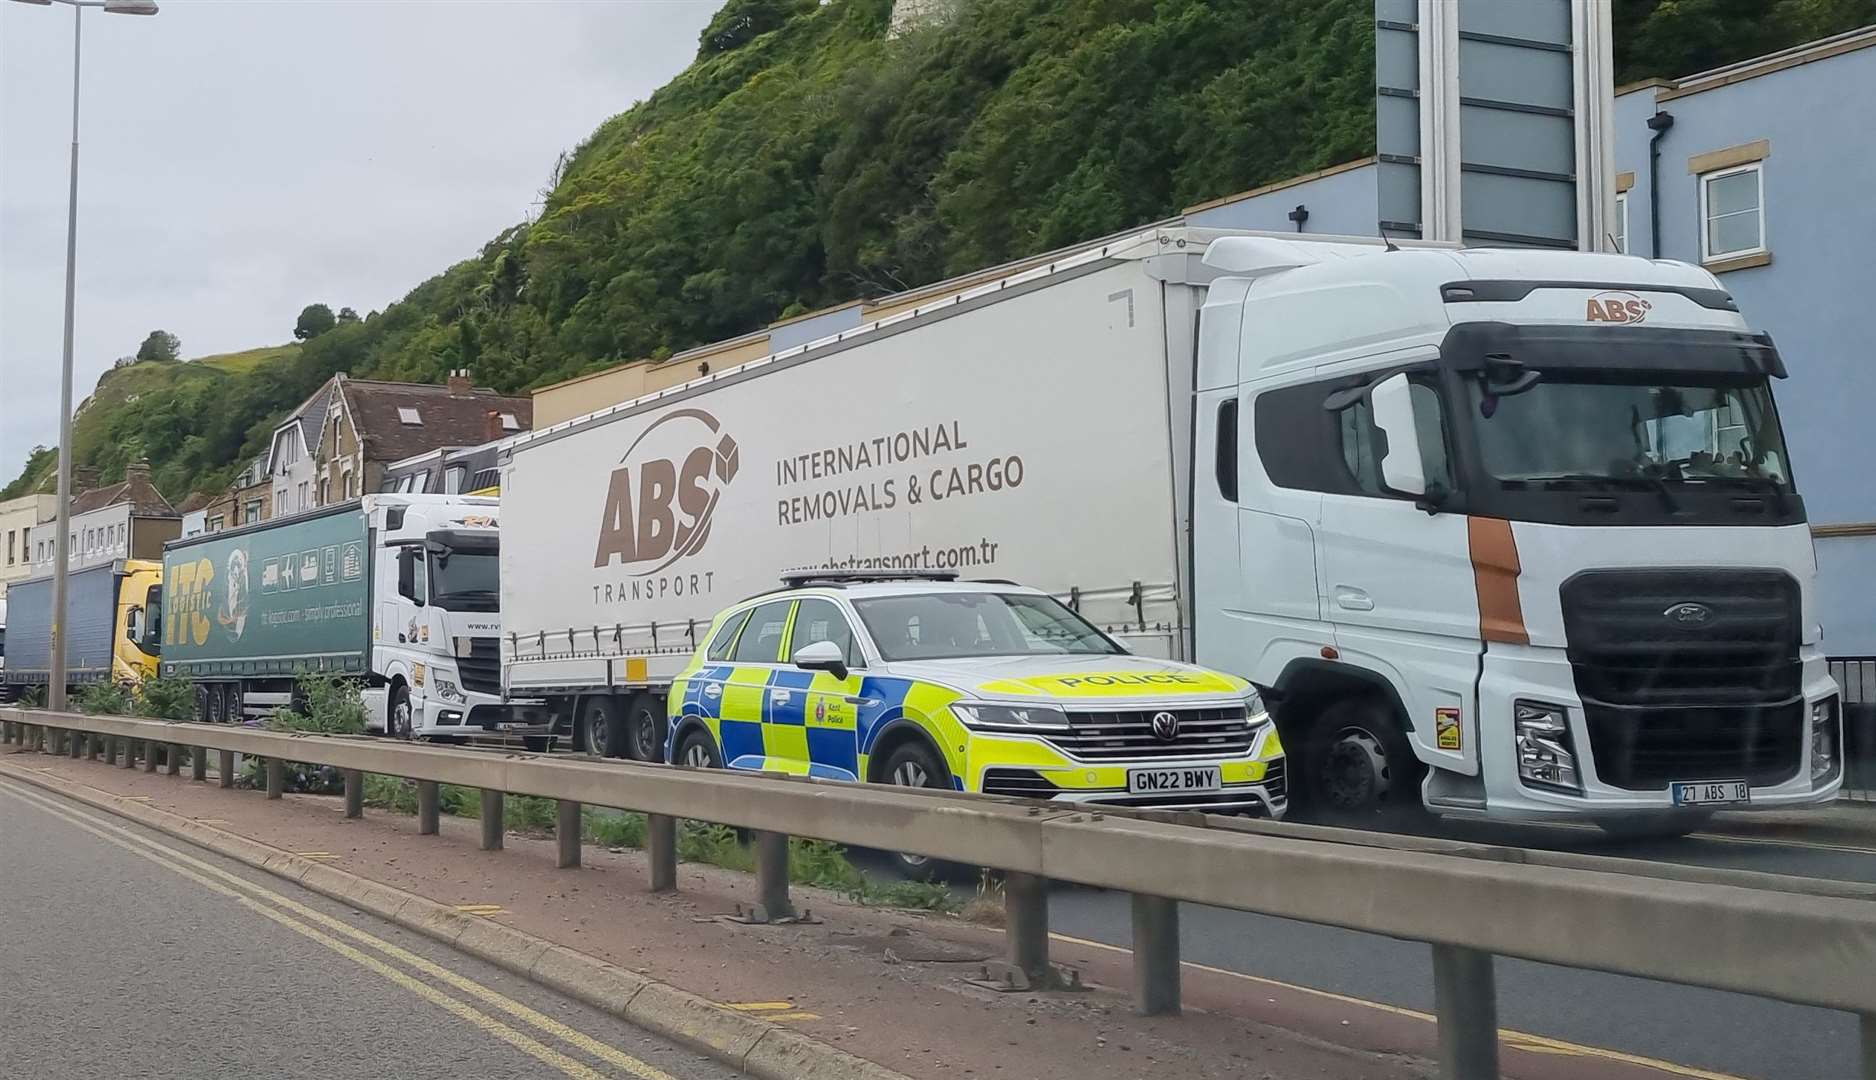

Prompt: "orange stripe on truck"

[1467,517,1528,645]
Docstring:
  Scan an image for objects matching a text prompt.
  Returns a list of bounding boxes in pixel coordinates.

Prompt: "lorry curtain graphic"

[593,408,739,575]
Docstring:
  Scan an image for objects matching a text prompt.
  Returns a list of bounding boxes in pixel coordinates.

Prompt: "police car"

[666,570,1287,846]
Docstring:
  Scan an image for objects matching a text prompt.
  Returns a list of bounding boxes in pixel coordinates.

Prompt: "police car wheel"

[677,729,722,770]
[881,742,953,880]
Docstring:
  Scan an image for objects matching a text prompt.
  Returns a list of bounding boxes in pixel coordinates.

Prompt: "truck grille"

[1561,570,1803,790]
[1049,706,1256,761]
[456,638,501,697]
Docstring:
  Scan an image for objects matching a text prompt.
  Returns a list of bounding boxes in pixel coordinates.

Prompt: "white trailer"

[502,226,1842,830]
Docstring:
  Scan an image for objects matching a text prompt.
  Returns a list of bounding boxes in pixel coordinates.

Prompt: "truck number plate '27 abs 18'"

[1671,780,1751,806]
[1127,766,1222,795]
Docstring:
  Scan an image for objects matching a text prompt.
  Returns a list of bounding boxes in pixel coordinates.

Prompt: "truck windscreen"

[1468,374,1792,492]
[428,550,499,612]
[854,592,1124,662]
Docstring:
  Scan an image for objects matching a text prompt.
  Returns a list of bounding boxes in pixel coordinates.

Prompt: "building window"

[6,529,14,565]
[500,413,520,432]
[1700,163,1764,262]
[1613,191,1628,254]
[207,514,225,532]
[397,407,422,426]
[297,481,310,510]
[245,498,262,522]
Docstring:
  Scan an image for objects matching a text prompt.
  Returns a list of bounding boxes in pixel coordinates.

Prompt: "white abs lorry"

[499,226,1842,831]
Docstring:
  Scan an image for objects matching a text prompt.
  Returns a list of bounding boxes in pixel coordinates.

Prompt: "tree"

[337,306,361,325]
[135,330,181,363]
[294,303,337,340]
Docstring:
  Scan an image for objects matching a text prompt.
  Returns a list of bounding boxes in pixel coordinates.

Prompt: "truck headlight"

[951,702,1070,731]
[433,676,467,704]
[1811,697,1840,784]
[1514,700,1581,793]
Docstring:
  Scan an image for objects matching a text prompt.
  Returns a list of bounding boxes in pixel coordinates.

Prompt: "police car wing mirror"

[1369,372,1428,497]
[792,640,848,681]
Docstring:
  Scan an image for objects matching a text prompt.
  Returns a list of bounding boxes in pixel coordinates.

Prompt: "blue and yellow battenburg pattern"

[670,664,972,787]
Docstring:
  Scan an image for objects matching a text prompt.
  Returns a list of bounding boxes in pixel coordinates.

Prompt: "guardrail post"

[86,733,100,760]
[164,743,182,776]
[143,740,159,773]
[1431,944,1500,1080]
[417,781,440,835]
[1005,871,1052,988]
[1861,1013,1875,1080]
[480,789,503,850]
[265,757,284,799]
[218,749,235,788]
[69,729,84,759]
[1130,893,1181,1016]
[556,800,580,869]
[647,814,677,892]
[191,747,206,782]
[343,770,364,819]
[2,719,12,743]
[753,830,794,921]
[119,736,136,768]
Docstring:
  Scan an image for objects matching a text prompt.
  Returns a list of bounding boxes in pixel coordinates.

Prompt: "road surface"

[1043,814,1874,1080]
[0,778,740,1080]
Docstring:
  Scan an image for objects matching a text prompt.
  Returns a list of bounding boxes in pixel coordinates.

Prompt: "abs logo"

[1585,290,1652,324]
[593,408,739,575]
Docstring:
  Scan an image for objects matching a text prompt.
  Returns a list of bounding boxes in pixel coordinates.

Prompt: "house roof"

[70,467,176,518]
[275,381,334,455]
[174,491,214,514]
[336,376,532,462]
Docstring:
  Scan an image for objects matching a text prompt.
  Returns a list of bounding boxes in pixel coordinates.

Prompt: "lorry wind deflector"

[1438,322,1786,378]
[1440,280,1739,311]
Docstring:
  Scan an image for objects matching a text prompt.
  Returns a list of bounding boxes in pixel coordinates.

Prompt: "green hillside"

[7,0,1870,503]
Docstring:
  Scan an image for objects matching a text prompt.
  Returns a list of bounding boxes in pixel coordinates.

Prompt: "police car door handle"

[702,684,722,698]
[844,695,877,707]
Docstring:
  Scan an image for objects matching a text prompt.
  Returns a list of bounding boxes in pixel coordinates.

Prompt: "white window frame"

[1698,162,1766,263]
[1613,191,1629,254]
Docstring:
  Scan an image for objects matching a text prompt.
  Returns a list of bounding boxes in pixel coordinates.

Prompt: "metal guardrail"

[1830,658,1876,801]
[4,707,1875,1079]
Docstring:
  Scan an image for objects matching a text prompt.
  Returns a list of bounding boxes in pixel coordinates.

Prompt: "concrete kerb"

[0,760,910,1080]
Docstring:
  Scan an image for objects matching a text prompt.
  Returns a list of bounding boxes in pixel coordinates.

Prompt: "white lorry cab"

[1197,238,1838,830]
[499,226,1841,833]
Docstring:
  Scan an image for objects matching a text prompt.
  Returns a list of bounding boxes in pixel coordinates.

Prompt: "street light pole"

[48,0,84,712]
[9,0,158,710]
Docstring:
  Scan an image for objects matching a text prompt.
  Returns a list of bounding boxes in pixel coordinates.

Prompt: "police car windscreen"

[853,592,1122,662]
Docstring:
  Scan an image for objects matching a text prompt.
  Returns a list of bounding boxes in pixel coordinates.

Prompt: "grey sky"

[0,0,718,478]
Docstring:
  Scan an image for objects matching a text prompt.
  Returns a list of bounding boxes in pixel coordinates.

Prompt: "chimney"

[485,410,503,443]
[447,368,472,396]
[72,466,99,492]
[125,459,152,483]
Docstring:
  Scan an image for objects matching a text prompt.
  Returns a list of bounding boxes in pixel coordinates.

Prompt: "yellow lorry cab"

[667,570,1286,822]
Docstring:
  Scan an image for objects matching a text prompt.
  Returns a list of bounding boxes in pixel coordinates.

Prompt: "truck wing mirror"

[791,639,849,681]
[1369,372,1428,497]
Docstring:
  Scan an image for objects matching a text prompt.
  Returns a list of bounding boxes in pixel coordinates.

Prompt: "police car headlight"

[951,703,1070,731]
[1243,689,1270,726]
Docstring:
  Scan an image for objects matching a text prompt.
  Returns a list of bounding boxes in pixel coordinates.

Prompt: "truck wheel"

[221,683,243,725]
[1305,697,1425,826]
[879,741,963,881]
[579,697,624,758]
[626,694,666,763]
[675,728,722,770]
[205,684,225,725]
[196,685,213,723]
[388,683,414,740]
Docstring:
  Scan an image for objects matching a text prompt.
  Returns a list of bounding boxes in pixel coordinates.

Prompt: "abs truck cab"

[667,570,1287,862]
[1193,239,1841,833]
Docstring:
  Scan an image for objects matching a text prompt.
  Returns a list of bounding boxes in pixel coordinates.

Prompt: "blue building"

[1183,27,1876,676]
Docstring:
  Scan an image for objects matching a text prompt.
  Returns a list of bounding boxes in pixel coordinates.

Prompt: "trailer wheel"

[388,682,414,740]
[195,684,212,723]
[579,697,626,758]
[626,694,666,763]
[221,683,243,725]
[205,684,225,725]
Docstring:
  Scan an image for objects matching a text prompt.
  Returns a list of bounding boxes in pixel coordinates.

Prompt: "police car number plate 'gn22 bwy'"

[1126,766,1222,795]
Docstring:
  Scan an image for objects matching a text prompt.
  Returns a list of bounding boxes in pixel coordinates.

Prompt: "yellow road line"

[0,786,616,1080]
[1687,831,1876,857]
[455,903,507,916]
[1044,933,1748,1080]
[770,1012,821,1021]
[0,778,680,1080]
[722,1001,796,1012]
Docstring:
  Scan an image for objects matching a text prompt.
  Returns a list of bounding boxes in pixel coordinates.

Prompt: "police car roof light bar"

[778,568,960,589]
